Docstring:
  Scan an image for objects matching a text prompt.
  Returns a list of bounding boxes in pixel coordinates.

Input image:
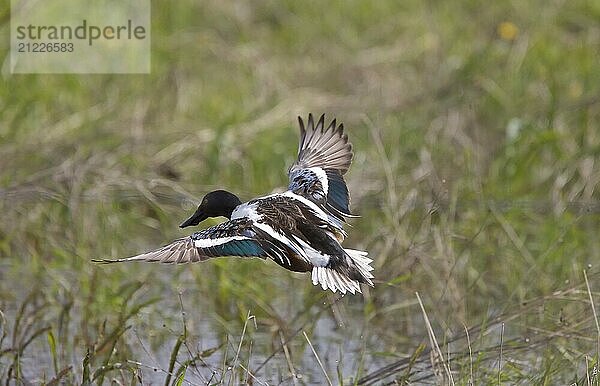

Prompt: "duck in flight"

[96,114,374,294]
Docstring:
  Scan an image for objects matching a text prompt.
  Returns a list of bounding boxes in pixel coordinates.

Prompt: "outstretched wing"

[288,113,355,219]
[93,218,268,264]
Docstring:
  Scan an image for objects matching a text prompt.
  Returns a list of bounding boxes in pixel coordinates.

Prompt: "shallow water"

[1,268,394,385]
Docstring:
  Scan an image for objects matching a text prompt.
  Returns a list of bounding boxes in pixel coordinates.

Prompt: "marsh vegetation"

[1,1,600,384]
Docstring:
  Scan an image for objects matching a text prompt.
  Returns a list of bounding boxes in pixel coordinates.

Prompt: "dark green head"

[179,190,242,228]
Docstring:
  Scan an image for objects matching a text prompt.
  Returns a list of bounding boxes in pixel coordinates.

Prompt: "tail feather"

[311,267,361,294]
[311,248,374,295]
[345,248,374,285]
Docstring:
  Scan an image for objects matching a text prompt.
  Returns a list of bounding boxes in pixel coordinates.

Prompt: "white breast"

[231,202,262,221]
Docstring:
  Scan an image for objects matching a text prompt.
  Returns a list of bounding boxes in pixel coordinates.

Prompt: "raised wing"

[93,218,268,264]
[288,113,355,219]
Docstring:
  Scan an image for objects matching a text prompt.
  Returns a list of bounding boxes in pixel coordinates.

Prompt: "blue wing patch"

[325,170,352,216]
[210,239,266,258]
[190,219,268,259]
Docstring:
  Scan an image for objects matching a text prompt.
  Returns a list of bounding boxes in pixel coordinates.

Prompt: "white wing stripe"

[194,236,249,248]
[308,167,329,196]
[280,191,329,220]
[291,235,330,267]
[253,222,304,264]
[282,190,345,231]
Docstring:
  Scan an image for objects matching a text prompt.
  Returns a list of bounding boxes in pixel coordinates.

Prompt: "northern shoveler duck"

[96,114,374,294]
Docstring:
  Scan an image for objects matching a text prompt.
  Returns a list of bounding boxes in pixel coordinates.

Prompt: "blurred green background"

[1,0,600,384]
